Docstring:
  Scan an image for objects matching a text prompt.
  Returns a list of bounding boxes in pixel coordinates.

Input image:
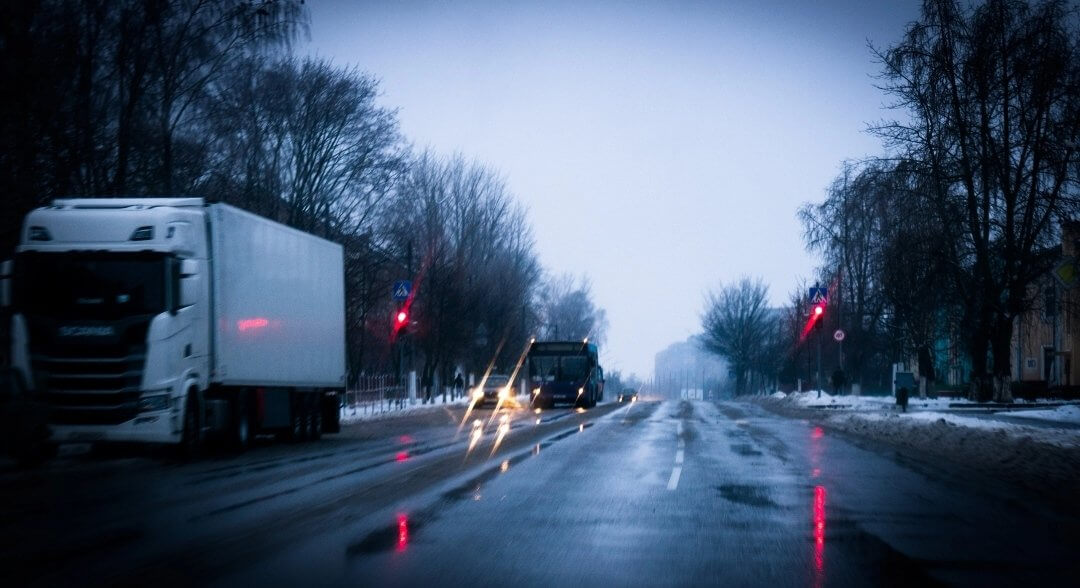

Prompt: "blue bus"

[527,340,604,408]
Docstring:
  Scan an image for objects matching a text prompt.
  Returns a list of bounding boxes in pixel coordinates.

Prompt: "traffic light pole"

[817,328,823,399]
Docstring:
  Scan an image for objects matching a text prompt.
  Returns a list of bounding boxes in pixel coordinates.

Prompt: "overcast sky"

[303,0,921,379]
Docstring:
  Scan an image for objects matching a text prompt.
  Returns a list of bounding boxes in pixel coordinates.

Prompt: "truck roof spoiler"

[50,197,205,209]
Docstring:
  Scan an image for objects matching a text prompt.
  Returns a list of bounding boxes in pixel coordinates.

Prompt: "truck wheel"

[289,393,307,442]
[178,391,201,460]
[231,392,251,452]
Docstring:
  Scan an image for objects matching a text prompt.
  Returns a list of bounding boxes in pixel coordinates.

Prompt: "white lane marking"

[677,439,685,449]
[677,421,683,436]
[667,466,682,490]
[675,449,684,464]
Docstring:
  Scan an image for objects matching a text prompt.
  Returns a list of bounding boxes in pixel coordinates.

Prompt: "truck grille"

[27,318,150,425]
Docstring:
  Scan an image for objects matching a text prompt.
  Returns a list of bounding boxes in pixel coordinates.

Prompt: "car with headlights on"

[474,374,512,406]
[617,389,638,403]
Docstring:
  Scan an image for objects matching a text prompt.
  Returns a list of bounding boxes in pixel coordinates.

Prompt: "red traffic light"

[814,304,824,316]
[396,310,408,325]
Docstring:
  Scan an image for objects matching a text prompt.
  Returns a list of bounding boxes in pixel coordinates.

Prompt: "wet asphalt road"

[3,399,1079,587]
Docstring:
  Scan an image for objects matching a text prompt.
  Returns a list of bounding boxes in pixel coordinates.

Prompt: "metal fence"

[342,374,408,417]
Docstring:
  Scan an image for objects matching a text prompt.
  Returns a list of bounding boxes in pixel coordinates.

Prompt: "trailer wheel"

[289,393,307,442]
[178,390,201,460]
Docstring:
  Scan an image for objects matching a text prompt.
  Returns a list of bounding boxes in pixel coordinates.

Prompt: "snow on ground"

[784,390,974,411]
[339,395,531,424]
[761,391,1080,490]
[844,410,1079,449]
[1003,405,1080,425]
[340,396,471,424]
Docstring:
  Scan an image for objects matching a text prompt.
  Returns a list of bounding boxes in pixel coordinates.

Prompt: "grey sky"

[303,0,921,379]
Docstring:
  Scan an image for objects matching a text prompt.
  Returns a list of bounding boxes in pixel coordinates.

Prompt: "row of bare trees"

[0,0,606,389]
[701,1,1079,400]
[798,0,1080,400]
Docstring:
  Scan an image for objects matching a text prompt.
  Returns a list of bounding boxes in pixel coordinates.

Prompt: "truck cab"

[8,198,210,446]
[2,197,345,456]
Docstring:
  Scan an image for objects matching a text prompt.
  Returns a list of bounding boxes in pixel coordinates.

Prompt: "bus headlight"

[498,387,510,400]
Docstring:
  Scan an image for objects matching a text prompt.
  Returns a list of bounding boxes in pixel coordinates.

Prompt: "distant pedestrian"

[831,369,846,396]
[454,373,464,400]
[897,386,909,412]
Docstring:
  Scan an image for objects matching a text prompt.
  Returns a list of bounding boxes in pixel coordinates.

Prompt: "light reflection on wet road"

[2,399,1079,586]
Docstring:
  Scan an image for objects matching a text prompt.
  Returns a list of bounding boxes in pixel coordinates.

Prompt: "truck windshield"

[16,252,169,319]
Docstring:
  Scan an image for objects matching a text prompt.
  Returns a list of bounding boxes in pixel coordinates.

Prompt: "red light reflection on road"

[813,485,827,586]
[236,317,268,332]
[399,435,414,444]
[396,451,409,462]
[811,426,824,440]
[396,514,409,552]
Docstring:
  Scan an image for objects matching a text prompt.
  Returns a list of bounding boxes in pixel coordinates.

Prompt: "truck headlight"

[138,392,170,413]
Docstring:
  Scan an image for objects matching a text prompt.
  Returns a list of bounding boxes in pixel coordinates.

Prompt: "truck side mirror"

[180,259,197,277]
[0,259,12,308]
[177,259,198,310]
[180,276,199,308]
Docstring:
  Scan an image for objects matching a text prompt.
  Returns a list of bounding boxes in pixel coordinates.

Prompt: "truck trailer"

[0,198,345,456]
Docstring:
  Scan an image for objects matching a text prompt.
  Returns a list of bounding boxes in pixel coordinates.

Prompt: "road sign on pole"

[1054,258,1078,288]
[834,329,846,342]
[809,286,828,303]
[392,280,412,301]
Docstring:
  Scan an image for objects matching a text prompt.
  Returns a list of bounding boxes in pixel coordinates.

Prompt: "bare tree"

[800,161,893,392]
[873,0,1080,400]
[383,151,543,399]
[701,277,772,395]
[538,274,608,345]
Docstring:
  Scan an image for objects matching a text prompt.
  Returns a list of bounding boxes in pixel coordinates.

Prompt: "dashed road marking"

[675,449,684,464]
[667,466,682,490]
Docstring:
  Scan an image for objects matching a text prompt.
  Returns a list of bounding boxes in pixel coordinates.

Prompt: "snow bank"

[828,410,1080,490]
[1002,405,1080,426]
[757,393,1080,495]
[338,394,534,424]
[784,391,977,411]
[340,396,471,424]
[843,410,1078,450]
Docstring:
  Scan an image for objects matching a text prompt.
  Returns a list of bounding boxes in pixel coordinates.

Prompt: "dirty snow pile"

[763,392,1080,490]
[782,390,975,412]
[340,395,472,424]
[828,410,1080,490]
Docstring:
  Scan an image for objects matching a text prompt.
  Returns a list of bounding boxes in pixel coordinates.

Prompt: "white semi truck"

[0,198,345,455]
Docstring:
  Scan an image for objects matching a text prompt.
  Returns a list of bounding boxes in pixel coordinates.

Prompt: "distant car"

[474,375,512,406]
[617,389,638,403]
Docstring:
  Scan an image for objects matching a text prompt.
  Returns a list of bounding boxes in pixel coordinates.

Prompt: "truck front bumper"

[51,408,181,445]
